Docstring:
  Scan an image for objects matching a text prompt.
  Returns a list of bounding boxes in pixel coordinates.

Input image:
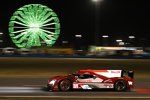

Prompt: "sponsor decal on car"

[95,70,122,78]
[128,81,133,85]
[103,84,113,88]
[103,79,113,83]
[111,70,121,73]
[77,78,103,83]
[73,83,78,88]
[80,85,92,90]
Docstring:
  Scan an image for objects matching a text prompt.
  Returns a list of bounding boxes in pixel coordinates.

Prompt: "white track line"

[23,85,44,87]
[0,87,40,89]
[1,96,150,98]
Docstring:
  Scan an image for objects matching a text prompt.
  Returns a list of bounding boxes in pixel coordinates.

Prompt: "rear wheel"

[114,80,126,91]
[59,79,72,91]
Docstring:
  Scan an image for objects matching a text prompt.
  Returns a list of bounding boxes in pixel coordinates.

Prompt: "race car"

[46,69,134,91]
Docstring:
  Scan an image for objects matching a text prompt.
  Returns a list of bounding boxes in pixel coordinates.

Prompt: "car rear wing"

[128,70,134,78]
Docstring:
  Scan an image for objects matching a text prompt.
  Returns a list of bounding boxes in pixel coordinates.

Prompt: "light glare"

[116,40,123,42]
[92,0,103,2]
[75,34,82,38]
[102,35,109,38]
[129,36,135,39]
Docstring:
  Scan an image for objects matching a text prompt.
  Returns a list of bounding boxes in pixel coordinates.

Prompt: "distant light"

[116,39,123,42]
[0,32,3,35]
[102,35,109,38]
[92,0,103,2]
[77,50,83,52]
[0,40,3,42]
[125,43,130,45]
[62,41,68,44]
[129,36,135,39]
[119,42,125,46]
[75,34,82,38]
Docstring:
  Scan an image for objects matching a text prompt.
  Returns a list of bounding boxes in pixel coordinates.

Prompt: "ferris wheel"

[8,4,60,48]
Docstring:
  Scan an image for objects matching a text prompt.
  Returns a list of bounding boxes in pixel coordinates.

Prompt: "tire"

[58,79,72,91]
[114,80,126,91]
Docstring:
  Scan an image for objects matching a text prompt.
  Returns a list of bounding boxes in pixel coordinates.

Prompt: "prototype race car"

[46,69,134,91]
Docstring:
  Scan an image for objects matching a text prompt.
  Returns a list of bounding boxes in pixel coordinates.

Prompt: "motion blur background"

[0,0,150,99]
[0,0,150,58]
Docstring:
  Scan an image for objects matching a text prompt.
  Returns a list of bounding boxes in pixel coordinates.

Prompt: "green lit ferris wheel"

[9,4,60,48]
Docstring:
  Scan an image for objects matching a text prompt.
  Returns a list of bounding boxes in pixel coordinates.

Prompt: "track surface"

[0,77,149,98]
[0,58,150,98]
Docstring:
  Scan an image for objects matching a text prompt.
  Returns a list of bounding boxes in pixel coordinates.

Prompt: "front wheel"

[114,80,126,91]
[58,79,72,91]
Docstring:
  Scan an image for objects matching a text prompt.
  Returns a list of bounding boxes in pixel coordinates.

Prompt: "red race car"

[46,69,134,91]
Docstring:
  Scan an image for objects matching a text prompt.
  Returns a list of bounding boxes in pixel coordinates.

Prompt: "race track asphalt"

[0,58,149,99]
[0,77,149,98]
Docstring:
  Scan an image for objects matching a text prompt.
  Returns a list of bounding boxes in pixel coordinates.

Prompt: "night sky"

[0,0,150,48]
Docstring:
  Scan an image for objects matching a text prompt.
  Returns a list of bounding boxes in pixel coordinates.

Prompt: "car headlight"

[49,80,56,86]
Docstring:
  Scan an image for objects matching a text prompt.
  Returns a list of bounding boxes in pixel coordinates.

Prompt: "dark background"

[0,0,150,48]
